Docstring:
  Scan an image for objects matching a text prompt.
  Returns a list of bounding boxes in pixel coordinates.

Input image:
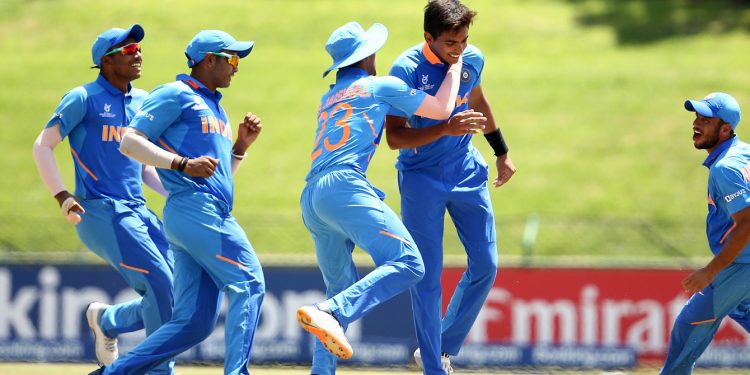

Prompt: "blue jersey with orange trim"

[388,43,484,170]
[130,74,235,209]
[306,67,427,180]
[45,74,148,202]
[704,137,750,262]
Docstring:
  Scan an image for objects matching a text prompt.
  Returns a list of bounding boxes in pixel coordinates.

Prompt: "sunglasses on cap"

[104,42,141,56]
[207,51,239,68]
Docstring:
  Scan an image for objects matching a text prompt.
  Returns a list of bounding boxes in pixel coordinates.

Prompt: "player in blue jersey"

[296,21,463,375]
[89,30,265,375]
[384,1,517,373]
[661,93,749,374]
[32,25,176,374]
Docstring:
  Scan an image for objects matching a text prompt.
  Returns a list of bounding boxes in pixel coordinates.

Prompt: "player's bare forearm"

[385,115,446,149]
[385,111,486,150]
[683,207,750,293]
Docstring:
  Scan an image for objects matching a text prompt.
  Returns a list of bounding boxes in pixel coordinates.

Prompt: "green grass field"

[1,0,749,264]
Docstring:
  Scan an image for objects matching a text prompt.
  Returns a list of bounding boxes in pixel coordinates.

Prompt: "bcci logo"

[421,75,429,85]
[461,68,471,83]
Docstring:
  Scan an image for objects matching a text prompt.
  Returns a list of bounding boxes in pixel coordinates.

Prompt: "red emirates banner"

[442,267,750,364]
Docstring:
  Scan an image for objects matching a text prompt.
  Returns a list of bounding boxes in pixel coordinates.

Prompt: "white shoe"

[414,348,453,374]
[86,302,118,366]
[297,305,352,360]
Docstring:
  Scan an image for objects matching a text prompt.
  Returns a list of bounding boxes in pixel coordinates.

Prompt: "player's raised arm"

[413,55,462,119]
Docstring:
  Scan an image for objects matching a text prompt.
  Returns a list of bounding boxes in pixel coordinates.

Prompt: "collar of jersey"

[96,74,133,96]
[177,73,222,101]
[335,66,369,80]
[422,42,444,65]
[703,136,738,168]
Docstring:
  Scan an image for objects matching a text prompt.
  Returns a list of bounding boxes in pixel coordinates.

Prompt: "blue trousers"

[300,167,425,375]
[661,263,750,374]
[77,198,174,375]
[104,192,265,375]
[399,149,498,375]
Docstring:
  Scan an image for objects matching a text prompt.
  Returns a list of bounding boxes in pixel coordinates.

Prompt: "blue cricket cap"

[323,22,387,77]
[685,92,742,129]
[91,24,145,67]
[185,30,254,68]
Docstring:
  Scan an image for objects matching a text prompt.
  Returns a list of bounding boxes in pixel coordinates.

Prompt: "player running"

[31,24,175,374]
[296,21,462,375]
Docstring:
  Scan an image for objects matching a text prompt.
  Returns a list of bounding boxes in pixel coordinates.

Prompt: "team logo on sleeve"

[410,89,417,96]
[421,75,429,84]
[461,68,471,83]
[99,103,116,118]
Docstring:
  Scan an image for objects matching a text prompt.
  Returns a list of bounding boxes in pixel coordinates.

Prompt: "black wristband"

[484,129,509,156]
[177,157,189,172]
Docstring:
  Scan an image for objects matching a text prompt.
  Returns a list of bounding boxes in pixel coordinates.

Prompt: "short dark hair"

[424,0,477,39]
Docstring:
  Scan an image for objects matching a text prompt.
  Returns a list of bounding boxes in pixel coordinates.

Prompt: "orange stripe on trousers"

[378,230,410,245]
[119,263,149,274]
[216,254,248,269]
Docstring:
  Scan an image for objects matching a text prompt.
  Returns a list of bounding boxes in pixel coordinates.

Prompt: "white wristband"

[232,152,247,160]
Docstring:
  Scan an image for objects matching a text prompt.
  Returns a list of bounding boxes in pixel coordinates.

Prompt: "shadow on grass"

[565,0,750,45]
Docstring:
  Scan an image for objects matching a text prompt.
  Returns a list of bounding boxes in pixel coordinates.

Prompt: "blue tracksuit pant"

[661,263,750,374]
[104,191,265,375]
[78,198,175,375]
[300,167,425,375]
[399,150,498,375]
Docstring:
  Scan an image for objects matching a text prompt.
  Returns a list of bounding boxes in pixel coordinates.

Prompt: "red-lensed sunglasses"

[104,43,141,57]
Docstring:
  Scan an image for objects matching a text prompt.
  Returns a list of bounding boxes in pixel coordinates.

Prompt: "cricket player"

[296,21,463,375]
[31,24,175,374]
[661,93,749,374]
[384,1,516,373]
[91,30,265,375]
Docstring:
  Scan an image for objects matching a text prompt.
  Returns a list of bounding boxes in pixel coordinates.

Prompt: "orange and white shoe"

[297,305,352,360]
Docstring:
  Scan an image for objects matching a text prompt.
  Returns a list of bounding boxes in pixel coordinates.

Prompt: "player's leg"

[313,171,425,324]
[443,154,498,356]
[662,263,750,374]
[211,216,265,375]
[77,199,174,369]
[399,167,449,375]
[301,181,359,373]
[164,192,265,375]
[103,246,222,375]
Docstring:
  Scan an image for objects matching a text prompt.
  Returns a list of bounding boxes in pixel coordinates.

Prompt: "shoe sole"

[296,308,353,360]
